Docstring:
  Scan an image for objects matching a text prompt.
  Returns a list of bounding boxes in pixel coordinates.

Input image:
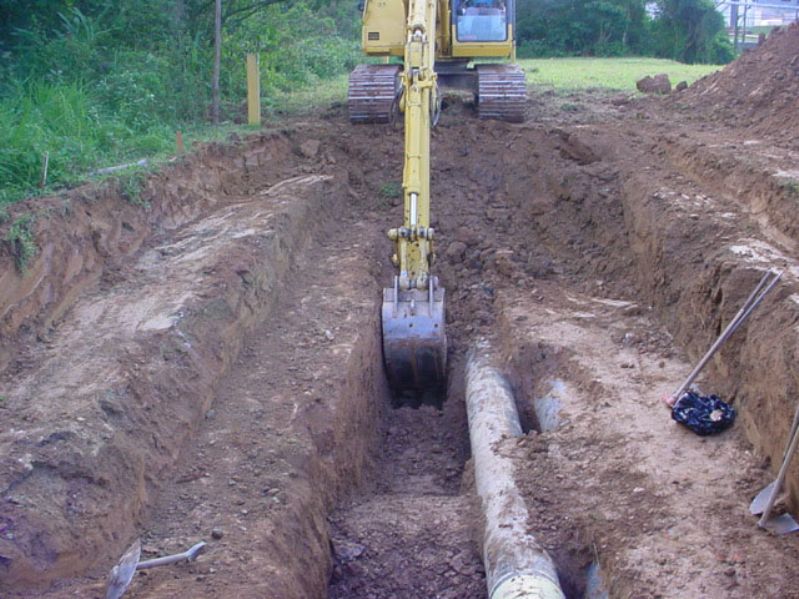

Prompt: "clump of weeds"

[6,213,37,273]
[119,171,149,208]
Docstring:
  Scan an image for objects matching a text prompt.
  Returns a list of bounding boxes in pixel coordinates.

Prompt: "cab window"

[455,0,507,42]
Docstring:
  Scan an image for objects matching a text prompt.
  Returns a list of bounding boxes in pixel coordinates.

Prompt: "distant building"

[718,0,799,28]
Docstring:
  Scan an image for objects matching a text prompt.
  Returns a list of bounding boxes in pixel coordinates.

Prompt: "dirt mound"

[678,23,799,145]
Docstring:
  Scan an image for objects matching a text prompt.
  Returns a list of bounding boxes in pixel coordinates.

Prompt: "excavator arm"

[391,0,437,290]
[381,0,448,399]
[352,0,526,398]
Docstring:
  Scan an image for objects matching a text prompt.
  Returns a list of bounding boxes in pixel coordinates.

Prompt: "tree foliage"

[0,0,360,203]
[648,0,735,64]
[0,0,360,118]
[0,0,737,203]
[516,0,733,63]
[517,0,648,57]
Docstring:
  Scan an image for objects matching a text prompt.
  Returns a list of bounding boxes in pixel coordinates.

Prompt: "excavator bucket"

[382,277,447,400]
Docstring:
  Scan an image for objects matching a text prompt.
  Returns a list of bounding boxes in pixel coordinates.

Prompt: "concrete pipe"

[466,342,565,599]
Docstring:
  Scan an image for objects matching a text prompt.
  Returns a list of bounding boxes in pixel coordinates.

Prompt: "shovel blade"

[760,513,799,535]
[381,285,447,401]
[750,481,777,515]
[106,539,141,599]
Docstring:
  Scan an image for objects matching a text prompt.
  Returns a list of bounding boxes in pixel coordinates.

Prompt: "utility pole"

[212,0,222,124]
[743,0,749,49]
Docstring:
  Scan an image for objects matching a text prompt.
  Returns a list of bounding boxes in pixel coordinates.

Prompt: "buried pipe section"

[466,341,566,599]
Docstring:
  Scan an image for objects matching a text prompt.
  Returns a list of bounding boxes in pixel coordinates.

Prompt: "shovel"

[106,539,207,599]
[751,403,799,535]
[750,399,799,516]
[663,269,782,408]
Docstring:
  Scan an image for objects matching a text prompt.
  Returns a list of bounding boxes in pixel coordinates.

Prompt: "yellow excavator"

[351,0,526,397]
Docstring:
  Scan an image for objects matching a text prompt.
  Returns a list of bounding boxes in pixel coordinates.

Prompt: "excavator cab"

[352,0,525,123]
[453,0,509,44]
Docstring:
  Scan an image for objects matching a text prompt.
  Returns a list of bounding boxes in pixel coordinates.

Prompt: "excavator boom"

[351,0,526,398]
[381,0,448,399]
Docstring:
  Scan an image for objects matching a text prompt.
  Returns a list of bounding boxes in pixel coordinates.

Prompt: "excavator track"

[475,64,527,123]
[348,64,401,124]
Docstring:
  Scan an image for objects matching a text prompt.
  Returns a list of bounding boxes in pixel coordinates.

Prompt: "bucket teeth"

[381,286,447,400]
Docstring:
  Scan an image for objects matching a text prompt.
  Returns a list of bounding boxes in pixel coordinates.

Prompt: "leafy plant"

[119,171,149,207]
[5,214,37,273]
[379,181,403,199]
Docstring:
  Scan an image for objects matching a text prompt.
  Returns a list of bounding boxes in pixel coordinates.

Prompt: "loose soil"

[3,47,799,597]
[675,22,799,149]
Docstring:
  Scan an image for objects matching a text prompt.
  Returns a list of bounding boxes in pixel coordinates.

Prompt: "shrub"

[5,214,37,273]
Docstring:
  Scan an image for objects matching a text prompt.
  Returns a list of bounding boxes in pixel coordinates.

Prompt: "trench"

[5,102,799,597]
[327,359,484,598]
[324,107,629,598]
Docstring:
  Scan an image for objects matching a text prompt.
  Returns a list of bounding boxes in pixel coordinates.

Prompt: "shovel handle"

[758,418,799,528]
[137,541,207,570]
[667,269,780,406]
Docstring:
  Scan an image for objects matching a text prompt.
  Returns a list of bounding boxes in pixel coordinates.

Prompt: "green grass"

[0,78,347,207]
[0,82,174,205]
[268,73,349,115]
[379,180,402,199]
[778,178,799,197]
[518,57,723,93]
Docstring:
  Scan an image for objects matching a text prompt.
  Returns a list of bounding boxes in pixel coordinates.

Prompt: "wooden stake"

[176,130,185,154]
[39,151,49,189]
[212,0,221,124]
[246,53,261,126]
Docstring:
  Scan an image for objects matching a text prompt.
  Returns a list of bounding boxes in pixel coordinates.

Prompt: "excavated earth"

[3,52,799,598]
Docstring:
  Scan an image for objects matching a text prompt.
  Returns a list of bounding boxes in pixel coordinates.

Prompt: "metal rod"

[667,270,779,406]
[730,271,782,335]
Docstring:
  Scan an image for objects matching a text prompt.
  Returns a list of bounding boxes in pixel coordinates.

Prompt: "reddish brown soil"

[2,59,799,598]
[674,22,799,149]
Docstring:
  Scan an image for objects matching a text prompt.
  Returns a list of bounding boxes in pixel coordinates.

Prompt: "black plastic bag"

[671,391,736,436]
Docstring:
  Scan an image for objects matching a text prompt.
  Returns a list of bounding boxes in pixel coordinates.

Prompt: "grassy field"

[518,57,723,92]
[277,57,726,109]
[270,73,349,114]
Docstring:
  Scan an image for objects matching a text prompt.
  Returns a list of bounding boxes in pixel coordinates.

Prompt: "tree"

[516,0,649,57]
[516,0,732,63]
[649,0,734,63]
